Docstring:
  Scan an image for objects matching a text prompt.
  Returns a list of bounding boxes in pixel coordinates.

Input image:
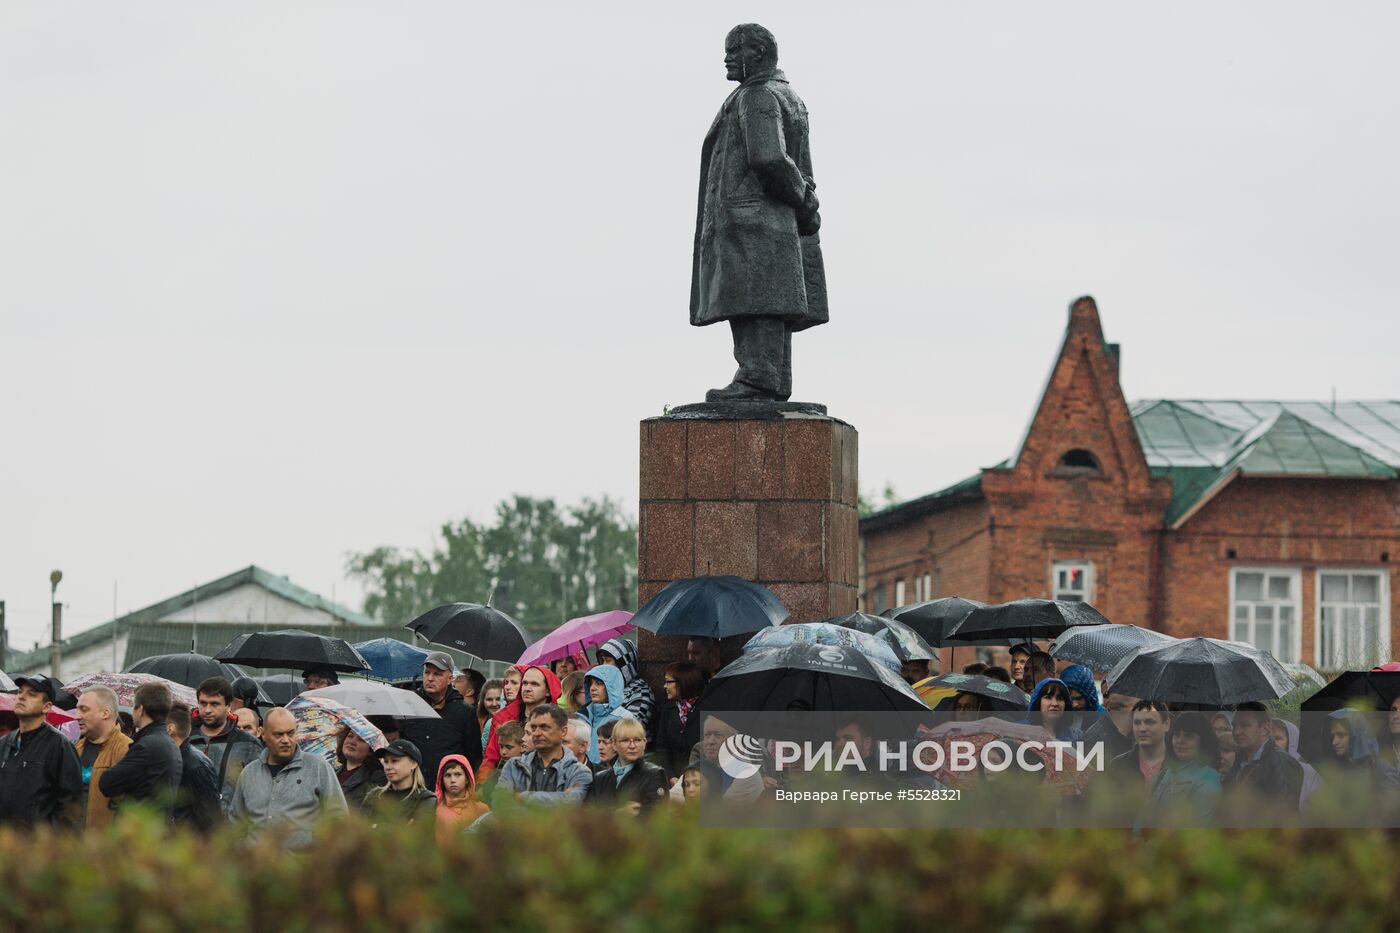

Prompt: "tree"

[346,495,637,638]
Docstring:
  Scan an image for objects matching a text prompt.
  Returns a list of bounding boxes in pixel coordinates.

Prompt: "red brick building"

[859,297,1400,671]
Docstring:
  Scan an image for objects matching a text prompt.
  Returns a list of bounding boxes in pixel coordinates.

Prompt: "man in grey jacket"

[230,707,347,847]
[497,705,593,806]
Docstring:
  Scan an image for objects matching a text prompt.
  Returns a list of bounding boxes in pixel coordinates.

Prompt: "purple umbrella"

[517,610,635,666]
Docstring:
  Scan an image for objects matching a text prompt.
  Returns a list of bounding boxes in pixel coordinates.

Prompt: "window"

[923,573,932,602]
[871,584,886,615]
[1054,448,1102,476]
[1317,570,1390,670]
[894,579,906,608]
[1052,561,1094,603]
[1231,568,1300,663]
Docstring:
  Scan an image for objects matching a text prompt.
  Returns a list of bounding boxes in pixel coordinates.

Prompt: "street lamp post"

[50,569,63,680]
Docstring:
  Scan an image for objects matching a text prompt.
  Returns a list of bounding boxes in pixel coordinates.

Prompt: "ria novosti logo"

[718,733,765,779]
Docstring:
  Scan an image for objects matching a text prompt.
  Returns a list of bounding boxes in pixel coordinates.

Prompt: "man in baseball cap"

[0,675,84,827]
[397,651,482,781]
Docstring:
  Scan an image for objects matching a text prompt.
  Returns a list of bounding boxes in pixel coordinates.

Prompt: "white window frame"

[1051,560,1095,604]
[894,579,906,608]
[923,573,932,602]
[1315,568,1391,671]
[1229,566,1302,664]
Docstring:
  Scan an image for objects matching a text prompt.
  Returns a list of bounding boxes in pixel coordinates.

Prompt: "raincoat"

[1273,718,1322,809]
[435,753,489,845]
[1059,665,1104,711]
[480,665,562,774]
[1024,678,1082,742]
[596,638,656,731]
[580,665,638,764]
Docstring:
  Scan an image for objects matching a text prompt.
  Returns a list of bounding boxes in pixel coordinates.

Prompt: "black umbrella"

[1048,624,1174,672]
[700,642,928,712]
[916,672,1030,711]
[406,603,529,662]
[252,674,303,706]
[0,670,16,692]
[48,678,78,711]
[126,652,272,705]
[944,598,1111,644]
[883,597,1002,646]
[1301,670,1400,712]
[820,612,938,661]
[631,576,787,639]
[1105,637,1295,706]
[214,629,370,673]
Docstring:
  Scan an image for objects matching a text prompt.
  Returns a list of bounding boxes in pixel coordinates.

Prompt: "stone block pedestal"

[636,402,859,682]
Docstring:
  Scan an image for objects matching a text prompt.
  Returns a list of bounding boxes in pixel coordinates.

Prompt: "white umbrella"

[303,681,440,719]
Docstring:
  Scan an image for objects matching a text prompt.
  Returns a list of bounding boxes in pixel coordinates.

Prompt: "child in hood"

[435,754,489,846]
[580,664,637,764]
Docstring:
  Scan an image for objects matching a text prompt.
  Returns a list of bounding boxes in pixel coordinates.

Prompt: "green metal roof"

[5,565,376,672]
[1133,401,1400,525]
[865,401,1400,534]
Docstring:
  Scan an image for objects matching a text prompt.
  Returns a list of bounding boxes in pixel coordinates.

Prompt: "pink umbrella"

[0,693,77,731]
[61,672,199,710]
[517,610,636,666]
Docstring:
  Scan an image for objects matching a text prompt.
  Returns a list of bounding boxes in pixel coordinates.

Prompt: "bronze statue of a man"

[691,23,827,403]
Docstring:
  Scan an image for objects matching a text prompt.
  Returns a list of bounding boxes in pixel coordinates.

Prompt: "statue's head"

[724,23,777,82]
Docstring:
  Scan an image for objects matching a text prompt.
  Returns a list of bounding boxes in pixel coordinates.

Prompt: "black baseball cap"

[375,738,423,766]
[14,674,59,703]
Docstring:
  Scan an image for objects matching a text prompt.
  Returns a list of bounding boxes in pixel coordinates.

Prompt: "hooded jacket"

[1273,718,1322,808]
[1058,666,1104,712]
[580,665,639,764]
[596,639,656,731]
[398,684,483,783]
[1327,708,1380,764]
[435,753,489,845]
[1023,678,1082,742]
[481,665,562,774]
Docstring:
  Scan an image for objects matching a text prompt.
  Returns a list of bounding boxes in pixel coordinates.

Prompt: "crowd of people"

[5,633,1400,836]
[0,637,729,843]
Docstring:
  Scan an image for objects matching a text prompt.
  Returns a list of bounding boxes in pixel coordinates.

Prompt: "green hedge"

[3,811,1399,931]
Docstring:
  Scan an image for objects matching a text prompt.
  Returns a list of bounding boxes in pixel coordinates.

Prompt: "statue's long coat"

[690,70,828,331]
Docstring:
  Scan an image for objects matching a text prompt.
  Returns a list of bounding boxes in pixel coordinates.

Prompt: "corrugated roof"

[866,401,1400,535]
[1133,401,1400,525]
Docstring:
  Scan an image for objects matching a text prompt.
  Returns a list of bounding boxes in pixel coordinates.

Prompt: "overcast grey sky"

[3,2,1396,651]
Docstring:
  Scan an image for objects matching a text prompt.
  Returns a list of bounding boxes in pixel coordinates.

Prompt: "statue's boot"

[706,380,777,402]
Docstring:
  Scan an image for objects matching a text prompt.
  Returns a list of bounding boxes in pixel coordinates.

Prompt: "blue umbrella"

[352,637,430,682]
[631,576,787,638]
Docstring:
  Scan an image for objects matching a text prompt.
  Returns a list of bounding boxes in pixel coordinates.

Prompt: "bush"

[2,810,1399,931]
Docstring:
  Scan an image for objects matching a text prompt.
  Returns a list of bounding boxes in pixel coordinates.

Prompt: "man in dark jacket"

[99,682,183,821]
[399,651,483,780]
[0,675,84,828]
[692,23,827,402]
[1223,703,1304,826]
[189,675,263,814]
[166,702,223,831]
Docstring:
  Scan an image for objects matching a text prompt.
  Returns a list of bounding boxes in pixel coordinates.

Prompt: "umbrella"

[0,670,16,692]
[820,612,937,662]
[406,603,530,662]
[214,629,370,673]
[303,681,440,719]
[910,673,1030,712]
[253,674,303,706]
[883,597,1003,646]
[945,598,1112,643]
[352,638,429,682]
[915,717,1094,790]
[1105,637,1295,706]
[1048,624,1174,672]
[285,694,387,766]
[632,576,787,638]
[125,652,270,700]
[517,610,635,667]
[61,672,199,711]
[0,693,77,729]
[700,643,928,712]
[1301,670,1400,712]
[744,623,904,676]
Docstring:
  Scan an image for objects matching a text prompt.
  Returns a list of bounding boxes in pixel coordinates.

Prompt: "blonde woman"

[365,738,435,832]
[586,718,667,817]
